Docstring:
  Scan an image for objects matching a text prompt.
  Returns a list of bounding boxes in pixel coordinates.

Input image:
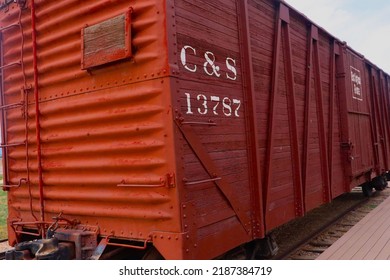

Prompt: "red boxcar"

[0,0,389,259]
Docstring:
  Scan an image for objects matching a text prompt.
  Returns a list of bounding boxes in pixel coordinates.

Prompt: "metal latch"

[341,141,353,150]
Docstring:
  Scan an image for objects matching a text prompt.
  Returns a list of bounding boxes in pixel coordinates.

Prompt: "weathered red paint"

[0,0,390,260]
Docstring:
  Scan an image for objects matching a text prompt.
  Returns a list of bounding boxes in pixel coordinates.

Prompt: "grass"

[0,175,7,240]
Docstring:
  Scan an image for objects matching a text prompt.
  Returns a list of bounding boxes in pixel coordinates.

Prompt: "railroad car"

[1,0,389,259]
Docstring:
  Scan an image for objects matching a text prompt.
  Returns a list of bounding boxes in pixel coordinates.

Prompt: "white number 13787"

[184,92,241,117]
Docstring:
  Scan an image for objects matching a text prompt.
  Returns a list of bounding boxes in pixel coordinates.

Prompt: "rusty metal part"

[89,238,108,260]
[53,228,98,260]
[6,238,75,260]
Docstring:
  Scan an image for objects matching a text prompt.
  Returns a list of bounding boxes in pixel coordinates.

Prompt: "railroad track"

[275,187,390,260]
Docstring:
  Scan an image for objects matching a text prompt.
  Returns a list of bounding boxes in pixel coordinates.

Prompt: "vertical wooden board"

[369,68,388,173]
[267,33,296,228]
[248,0,276,172]
[383,74,390,170]
[332,77,348,197]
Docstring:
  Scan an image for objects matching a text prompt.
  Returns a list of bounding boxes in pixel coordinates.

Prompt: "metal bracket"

[117,173,176,188]
[2,177,27,191]
[341,141,353,150]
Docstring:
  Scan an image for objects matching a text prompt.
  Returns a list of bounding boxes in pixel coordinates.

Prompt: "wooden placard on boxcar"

[81,10,132,69]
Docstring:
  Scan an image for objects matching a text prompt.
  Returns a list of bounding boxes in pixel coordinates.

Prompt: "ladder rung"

[2,178,28,189]
[0,141,25,148]
[0,23,19,33]
[0,61,21,71]
[0,101,24,110]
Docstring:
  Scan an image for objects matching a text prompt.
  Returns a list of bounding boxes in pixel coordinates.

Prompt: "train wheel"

[361,182,373,197]
[373,175,387,191]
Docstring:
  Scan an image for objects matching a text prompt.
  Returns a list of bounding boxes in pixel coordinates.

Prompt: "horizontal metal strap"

[0,101,24,110]
[117,182,166,188]
[13,230,41,237]
[181,121,217,126]
[0,61,21,70]
[0,23,19,32]
[183,177,222,186]
[0,140,25,148]
[2,178,28,189]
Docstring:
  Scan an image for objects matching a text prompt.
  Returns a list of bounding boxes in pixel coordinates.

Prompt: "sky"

[285,0,390,73]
